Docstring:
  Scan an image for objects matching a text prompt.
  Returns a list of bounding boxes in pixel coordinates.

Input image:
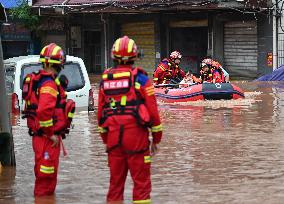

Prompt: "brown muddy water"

[1,76,284,204]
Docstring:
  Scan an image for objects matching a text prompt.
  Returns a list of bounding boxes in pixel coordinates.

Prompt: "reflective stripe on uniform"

[133,199,151,204]
[145,86,155,96]
[40,165,55,174]
[55,78,60,85]
[113,72,131,78]
[102,72,131,80]
[110,98,116,108]
[120,95,127,106]
[151,124,162,132]
[153,78,158,81]
[144,156,151,163]
[158,65,165,71]
[68,112,74,118]
[135,82,141,89]
[98,126,108,133]
[39,119,53,127]
[25,77,31,82]
[40,87,58,97]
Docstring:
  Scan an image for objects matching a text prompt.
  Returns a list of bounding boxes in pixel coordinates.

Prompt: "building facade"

[32,0,274,78]
[1,0,34,59]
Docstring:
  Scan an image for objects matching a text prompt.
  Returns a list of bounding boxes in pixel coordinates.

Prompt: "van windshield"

[4,65,15,93]
[20,62,85,92]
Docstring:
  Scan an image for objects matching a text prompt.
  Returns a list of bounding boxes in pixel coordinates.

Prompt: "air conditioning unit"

[70,26,81,48]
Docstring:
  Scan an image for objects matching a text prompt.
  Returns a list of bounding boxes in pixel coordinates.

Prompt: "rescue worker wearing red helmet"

[211,61,225,83]
[199,62,213,83]
[22,43,73,196]
[97,36,163,204]
[153,51,186,84]
[201,57,230,82]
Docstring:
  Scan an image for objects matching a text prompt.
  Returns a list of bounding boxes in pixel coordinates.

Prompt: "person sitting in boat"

[202,57,230,82]
[211,61,225,83]
[153,51,185,85]
[179,70,203,87]
[199,62,213,83]
[179,71,193,88]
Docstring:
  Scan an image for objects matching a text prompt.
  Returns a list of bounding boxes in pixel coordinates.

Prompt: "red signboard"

[267,52,273,67]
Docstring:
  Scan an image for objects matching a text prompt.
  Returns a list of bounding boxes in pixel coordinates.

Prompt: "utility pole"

[0,3,16,166]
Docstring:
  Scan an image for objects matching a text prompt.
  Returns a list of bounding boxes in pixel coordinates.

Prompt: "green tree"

[9,1,39,31]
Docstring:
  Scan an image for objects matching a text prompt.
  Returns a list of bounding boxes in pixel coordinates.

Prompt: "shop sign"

[267,52,273,67]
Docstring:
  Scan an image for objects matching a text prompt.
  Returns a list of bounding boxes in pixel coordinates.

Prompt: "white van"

[4,55,94,113]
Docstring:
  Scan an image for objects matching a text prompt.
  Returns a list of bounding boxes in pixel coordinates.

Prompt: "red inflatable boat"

[154,83,245,103]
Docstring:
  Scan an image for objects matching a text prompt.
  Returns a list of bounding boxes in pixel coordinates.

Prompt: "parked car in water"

[4,55,94,113]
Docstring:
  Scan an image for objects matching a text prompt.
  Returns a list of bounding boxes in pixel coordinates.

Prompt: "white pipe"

[101,14,108,68]
[0,35,11,133]
[273,0,278,70]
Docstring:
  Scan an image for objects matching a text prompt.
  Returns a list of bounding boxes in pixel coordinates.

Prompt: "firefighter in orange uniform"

[22,43,73,196]
[153,51,186,84]
[97,36,163,204]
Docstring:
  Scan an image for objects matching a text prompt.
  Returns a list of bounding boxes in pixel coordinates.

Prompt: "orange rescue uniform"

[98,65,162,203]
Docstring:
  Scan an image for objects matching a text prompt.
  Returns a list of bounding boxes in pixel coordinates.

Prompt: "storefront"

[1,23,32,59]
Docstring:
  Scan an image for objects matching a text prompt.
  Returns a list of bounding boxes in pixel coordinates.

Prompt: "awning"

[33,0,65,7]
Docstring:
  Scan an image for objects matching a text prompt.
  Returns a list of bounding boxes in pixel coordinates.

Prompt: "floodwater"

[1,76,284,204]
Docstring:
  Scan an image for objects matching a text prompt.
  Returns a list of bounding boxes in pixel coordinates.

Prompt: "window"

[19,62,85,92]
[59,62,85,92]
[20,63,43,89]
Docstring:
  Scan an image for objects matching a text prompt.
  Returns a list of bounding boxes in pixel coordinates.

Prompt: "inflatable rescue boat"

[154,83,245,103]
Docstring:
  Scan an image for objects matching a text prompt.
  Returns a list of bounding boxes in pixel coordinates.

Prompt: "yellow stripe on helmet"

[127,39,134,53]
[51,46,61,56]
[40,46,48,55]
[114,39,121,52]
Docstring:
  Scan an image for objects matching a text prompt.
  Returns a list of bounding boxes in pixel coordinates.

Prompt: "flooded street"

[1,76,284,204]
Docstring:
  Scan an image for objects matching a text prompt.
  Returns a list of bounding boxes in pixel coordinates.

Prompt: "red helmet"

[170,51,182,60]
[202,58,213,66]
[200,62,208,68]
[111,36,138,62]
[39,43,65,65]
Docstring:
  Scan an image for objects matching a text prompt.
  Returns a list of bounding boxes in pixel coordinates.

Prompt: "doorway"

[170,27,208,74]
[84,31,101,73]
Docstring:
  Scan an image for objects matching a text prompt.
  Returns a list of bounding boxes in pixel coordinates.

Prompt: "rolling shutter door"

[121,22,155,73]
[224,21,257,77]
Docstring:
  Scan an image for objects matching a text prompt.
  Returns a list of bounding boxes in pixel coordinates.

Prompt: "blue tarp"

[256,65,284,81]
[0,0,22,8]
